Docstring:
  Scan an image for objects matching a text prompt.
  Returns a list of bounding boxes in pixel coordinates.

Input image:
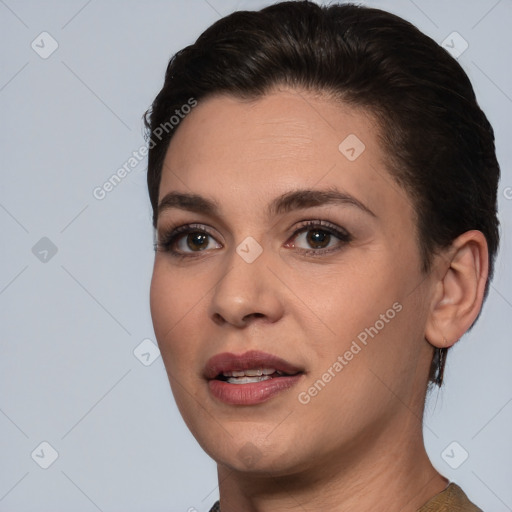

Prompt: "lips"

[204,350,304,405]
[204,350,303,379]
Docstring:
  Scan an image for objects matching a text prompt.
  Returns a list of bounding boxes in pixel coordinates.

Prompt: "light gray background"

[1,1,511,511]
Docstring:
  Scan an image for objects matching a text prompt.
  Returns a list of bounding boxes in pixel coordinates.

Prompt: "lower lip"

[208,375,303,405]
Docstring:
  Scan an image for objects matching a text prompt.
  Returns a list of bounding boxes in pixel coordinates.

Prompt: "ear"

[425,230,489,349]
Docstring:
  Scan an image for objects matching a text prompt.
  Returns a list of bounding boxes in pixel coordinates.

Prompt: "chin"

[189,419,307,475]
[214,444,302,475]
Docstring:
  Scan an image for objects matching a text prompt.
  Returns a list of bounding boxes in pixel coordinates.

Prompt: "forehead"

[158,89,413,222]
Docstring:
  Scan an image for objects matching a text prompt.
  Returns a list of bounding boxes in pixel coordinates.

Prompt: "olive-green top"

[208,482,483,511]
[418,483,483,512]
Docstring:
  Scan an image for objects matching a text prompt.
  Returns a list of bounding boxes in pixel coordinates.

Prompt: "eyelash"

[154,220,352,259]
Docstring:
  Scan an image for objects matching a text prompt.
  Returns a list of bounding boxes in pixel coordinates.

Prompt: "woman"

[144,2,499,510]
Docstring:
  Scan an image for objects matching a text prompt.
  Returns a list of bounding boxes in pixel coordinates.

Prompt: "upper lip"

[203,350,303,380]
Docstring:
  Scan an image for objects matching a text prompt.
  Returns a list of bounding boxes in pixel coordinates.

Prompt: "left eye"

[286,223,351,252]
[293,229,338,249]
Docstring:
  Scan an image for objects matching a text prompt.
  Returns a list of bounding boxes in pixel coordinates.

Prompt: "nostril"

[211,311,269,328]
[212,312,225,325]
[242,312,265,322]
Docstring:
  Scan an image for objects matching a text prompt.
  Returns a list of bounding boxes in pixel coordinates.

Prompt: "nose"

[208,249,285,328]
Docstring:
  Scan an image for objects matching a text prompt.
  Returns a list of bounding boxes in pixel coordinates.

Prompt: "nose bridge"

[209,240,283,326]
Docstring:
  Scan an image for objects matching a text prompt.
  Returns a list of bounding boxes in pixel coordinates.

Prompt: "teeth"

[227,375,272,384]
[222,368,277,378]
[245,369,263,376]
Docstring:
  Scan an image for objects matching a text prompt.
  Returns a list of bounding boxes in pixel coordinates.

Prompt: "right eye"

[155,224,223,256]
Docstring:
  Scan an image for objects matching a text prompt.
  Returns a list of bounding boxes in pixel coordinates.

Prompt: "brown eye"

[175,231,221,253]
[305,229,331,249]
[285,221,352,255]
[186,232,210,251]
[155,224,223,255]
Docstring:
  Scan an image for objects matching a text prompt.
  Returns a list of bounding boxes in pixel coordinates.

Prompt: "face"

[150,89,436,476]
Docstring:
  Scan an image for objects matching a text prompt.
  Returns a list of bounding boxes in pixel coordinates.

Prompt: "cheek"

[285,251,421,382]
[283,259,397,343]
[150,264,208,419]
[149,264,174,342]
[149,262,202,364]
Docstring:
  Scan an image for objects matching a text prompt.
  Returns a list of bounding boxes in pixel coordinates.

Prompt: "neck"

[216,414,448,512]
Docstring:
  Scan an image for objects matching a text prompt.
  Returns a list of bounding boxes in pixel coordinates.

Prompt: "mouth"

[204,350,305,405]
[217,368,295,384]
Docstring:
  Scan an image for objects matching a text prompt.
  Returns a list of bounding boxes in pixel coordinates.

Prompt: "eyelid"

[155,223,223,254]
[290,219,352,241]
[285,219,352,254]
[291,219,350,236]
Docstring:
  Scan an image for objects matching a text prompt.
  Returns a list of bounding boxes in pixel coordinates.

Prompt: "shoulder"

[418,482,483,512]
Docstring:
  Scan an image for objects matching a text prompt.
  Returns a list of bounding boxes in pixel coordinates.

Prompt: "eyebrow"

[157,187,376,219]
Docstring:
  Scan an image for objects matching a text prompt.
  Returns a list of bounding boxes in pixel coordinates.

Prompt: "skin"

[149,88,488,511]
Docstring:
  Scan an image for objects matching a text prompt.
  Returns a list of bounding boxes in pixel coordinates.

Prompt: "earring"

[434,344,448,386]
